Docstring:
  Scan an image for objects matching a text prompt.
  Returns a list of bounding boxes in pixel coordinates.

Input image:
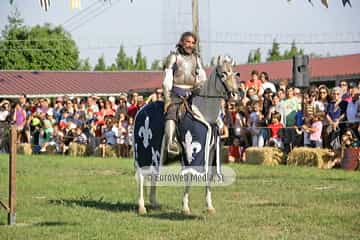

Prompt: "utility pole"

[192,0,200,53]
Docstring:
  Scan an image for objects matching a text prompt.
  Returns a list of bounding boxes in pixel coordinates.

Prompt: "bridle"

[197,67,233,100]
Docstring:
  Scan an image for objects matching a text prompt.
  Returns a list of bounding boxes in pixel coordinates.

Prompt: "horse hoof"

[182,209,191,215]
[207,208,216,215]
[150,202,161,210]
[138,207,147,215]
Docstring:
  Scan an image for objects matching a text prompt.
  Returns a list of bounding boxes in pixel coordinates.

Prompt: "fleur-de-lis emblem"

[151,147,160,170]
[139,116,152,149]
[182,130,201,164]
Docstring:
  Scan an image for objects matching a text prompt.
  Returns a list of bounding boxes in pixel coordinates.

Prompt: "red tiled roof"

[234,53,360,82]
[0,71,162,97]
[0,54,359,97]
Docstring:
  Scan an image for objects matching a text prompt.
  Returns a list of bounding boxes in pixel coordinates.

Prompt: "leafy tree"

[0,10,79,70]
[266,40,283,62]
[78,58,92,71]
[247,48,262,64]
[115,45,127,70]
[107,63,118,71]
[134,47,147,70]
[94,55,106,71]
[283,41,304,60]
[150,59,163,70]
[125,57,134,71]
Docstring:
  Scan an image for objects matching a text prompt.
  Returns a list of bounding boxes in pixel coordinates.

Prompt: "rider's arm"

[162,53,176,103]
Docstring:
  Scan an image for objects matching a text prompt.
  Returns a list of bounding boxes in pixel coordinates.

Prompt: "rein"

[197,68,232,100]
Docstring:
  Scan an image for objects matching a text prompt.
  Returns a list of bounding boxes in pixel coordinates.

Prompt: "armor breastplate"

[173,54,197,87]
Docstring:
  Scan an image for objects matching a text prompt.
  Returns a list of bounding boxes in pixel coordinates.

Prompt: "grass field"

[0,154,359,240]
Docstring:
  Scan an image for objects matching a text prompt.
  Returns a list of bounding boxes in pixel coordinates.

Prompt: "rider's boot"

[165,120,180,157]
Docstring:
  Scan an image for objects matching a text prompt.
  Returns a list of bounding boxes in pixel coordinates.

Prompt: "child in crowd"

[304,112,325,148]
[73,127,88,145]
[267,112,284,148]
[248,101,264,147]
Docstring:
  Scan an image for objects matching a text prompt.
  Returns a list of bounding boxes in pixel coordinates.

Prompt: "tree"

[0,10,80,70]
[267,40,283,62]
[78,58,92,71]
[247,48,262,64]
[125,57,134,70]
[150,59,163,70]
[115,45,127,70]
[283,41,304,60]
[107,63,118,71]
[94,55,106,71]
[134,47,147,70]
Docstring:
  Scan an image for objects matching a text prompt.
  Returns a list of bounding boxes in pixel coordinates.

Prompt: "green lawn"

[0,154,359,240]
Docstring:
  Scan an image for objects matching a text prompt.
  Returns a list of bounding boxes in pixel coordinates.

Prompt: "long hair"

[176,31,198,55]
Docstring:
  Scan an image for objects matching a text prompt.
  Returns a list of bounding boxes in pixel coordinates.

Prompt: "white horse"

[135,56,239,215]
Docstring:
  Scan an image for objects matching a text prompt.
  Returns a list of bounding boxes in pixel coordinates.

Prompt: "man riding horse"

[162,31,207,157]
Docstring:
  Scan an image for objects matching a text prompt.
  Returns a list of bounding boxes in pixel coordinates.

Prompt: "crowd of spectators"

[0,71,359,162]
[0,89,164,157]
[222,70,360,163]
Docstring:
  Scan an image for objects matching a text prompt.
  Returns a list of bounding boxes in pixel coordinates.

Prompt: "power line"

[1,40,360,52]
[202,40,360,45]
[68,0,121,33]
[62,0,102,27]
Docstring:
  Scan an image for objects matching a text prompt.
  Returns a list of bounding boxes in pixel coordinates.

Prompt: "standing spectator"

[13,102,27,143]
[248,101,264,147]
[326,87,347,150]
[127,92,139,118]
[259,71,276,94]
[308,112,325,148]
[282,87,301,153]
[267,112,284,148]
[115,94,128,120]
[146,88,164,104]
[127,116,135,157]
[117,113,128,157]
[87,96,99,113]
[104,100,115,117]
[245,70,262,94]
[339,80,351,102]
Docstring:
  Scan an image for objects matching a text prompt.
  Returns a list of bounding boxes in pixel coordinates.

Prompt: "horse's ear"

[217,55,223,66]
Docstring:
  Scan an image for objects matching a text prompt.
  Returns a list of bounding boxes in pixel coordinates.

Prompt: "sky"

[0,0,359,67]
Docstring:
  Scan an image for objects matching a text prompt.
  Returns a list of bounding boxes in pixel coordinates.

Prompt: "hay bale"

[69,143,89,157]
[17,143,32,155]
[245,147,284,166]
[287,147,334,168]
[94,145,117,158]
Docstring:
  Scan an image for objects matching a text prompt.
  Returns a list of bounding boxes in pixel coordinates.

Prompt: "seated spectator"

[73,127,88,145]
[228,137,246,163]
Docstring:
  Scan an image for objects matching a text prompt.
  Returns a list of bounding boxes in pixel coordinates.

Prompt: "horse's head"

[215,55,240,98]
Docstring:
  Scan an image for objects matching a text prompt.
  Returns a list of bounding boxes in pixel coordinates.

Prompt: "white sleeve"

[163,69,173,93]
[162,53,177,99]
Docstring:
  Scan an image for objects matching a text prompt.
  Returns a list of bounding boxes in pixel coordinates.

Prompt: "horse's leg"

[205,182,216,214]
[149,175,160,209]
[182,174,191,215]
[137,171,147,214]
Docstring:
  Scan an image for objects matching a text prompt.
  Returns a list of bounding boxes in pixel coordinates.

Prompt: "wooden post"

[192,0,200,53]
[8,125,16,225]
